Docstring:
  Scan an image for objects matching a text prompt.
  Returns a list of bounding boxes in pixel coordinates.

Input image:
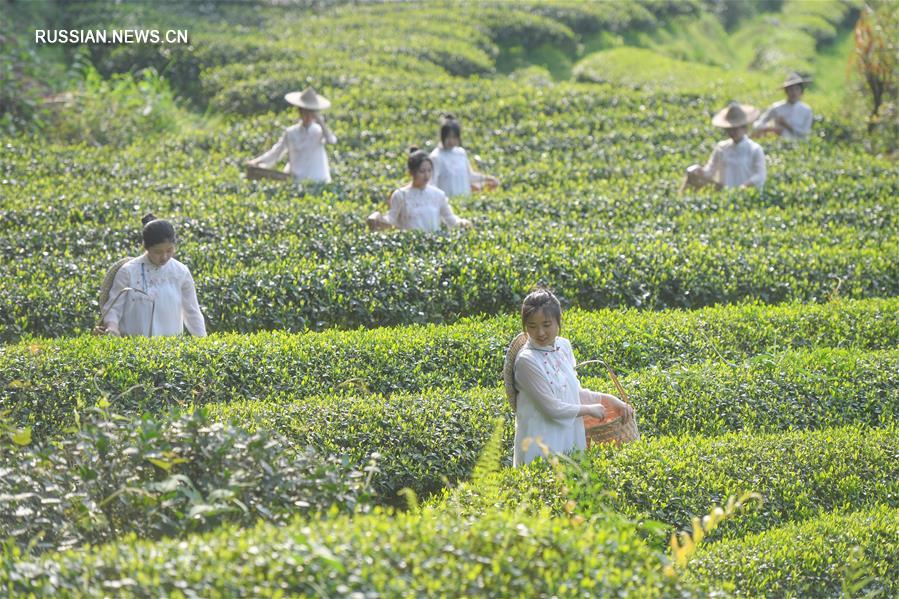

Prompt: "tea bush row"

[67,0,704,112]
[688,505,899,597]
[213,347,899,500]
[6,343,895,503]
[0,505,699,598]
[1,205,895,340]
[3,298,896,435]
[0,407,373,555]
[453,424,899,543]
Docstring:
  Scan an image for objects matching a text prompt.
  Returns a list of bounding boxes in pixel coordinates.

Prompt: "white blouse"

[428,146,483,197]
[252,122,337,183]
[102,254,206,337]
[754,100,813,140]
[384,184,462,232]
[513,336,599,467]
[700,137,767,189]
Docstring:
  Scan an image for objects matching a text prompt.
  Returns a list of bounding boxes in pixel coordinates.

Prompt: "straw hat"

[711,102,759,128]
[782,72,812,88]
[503,332,528,410]
[98,256,136,309]
[284,87,331,110]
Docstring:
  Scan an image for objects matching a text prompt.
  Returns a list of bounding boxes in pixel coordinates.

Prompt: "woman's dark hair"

[407,146,432,174]
[141,213,177,248]
[521,288,562,329]
[439,113,462,146]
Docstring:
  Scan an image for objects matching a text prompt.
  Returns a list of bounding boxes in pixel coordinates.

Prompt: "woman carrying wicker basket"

[508,289,634,467]
[248,87,337,183]
[99,214,206,338]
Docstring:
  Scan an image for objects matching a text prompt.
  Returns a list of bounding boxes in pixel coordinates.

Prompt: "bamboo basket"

[245,163,291,181]
[577,359,640,448]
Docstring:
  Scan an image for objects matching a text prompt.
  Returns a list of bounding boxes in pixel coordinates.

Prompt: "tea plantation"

[2,0,897,596]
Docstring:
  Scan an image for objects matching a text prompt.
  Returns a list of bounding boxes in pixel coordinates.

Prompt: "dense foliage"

[1,0,896,595]
[0,407,373,554]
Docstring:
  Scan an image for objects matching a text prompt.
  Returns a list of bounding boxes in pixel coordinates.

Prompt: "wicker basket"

[577,359,640,448]
[245,163,291,181]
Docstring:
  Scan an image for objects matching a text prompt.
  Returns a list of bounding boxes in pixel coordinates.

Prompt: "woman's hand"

[605,395,634,422]
[459,218,473,229]
[584,403,606,420]
[105,327,121,337]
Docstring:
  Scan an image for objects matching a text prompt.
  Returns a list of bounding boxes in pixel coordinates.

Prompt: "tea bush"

[453,424,899,543]
[215,347,898,500]
[2,64,895,341]
[0,505,700,597]
[2,298,896,437]
[0,406,373,554]
[688,506,899,597]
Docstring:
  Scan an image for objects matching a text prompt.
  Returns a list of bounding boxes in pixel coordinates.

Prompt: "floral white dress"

[102,254,206,337]
[383,184,463,232]
[428,146,484,197]
[513,336,599,467]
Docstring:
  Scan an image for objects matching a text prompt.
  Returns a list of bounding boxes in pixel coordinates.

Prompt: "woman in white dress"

[682,102,767,192]
[101,214,207,338]
[428,114,499,197]
[513,289,633,467]
[366,148,472,232]
[248,87,337,183]
[753,72,813,140]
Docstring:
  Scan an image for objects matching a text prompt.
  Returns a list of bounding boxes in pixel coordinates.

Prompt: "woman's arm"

[793,107,813,138]
[250,133,288,168]
[438,194,463,228]
[516,356,598,421]
[382,189,404,228]
[181,270,207,337]
[314,114,337,144]
[700,144,721,182]
[744,146,767,189]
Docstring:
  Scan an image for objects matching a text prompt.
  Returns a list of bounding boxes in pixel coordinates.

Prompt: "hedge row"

[2,298,896,436]
[0,506,699,597]
[0,407,372,555]
[30,347,896,535]
[215,347,898,500]
[5,500,895,597]
[2,73,895,340]
[688,506,899,597]
[450,424,899,543]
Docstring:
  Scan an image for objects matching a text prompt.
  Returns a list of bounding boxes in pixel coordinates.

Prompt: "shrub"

[0,406,373,554]
[687,506,899,597]
[460,424,899,543]
[0,505,701,597]
[2,299,896,439]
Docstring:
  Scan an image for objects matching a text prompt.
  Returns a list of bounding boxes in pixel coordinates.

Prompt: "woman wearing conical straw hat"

[682,101,767,192]
[753,72,813,140]
[248,87,337,183]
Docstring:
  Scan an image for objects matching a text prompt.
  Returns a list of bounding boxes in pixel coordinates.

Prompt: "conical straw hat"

[503,332,528,410]
[711,101,759,128]
[284,87,331,110]
[782,71,812,88]
[98,256,136,310]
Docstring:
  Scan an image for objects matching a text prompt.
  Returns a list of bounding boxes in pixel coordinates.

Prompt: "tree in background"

[849,1,897,146]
